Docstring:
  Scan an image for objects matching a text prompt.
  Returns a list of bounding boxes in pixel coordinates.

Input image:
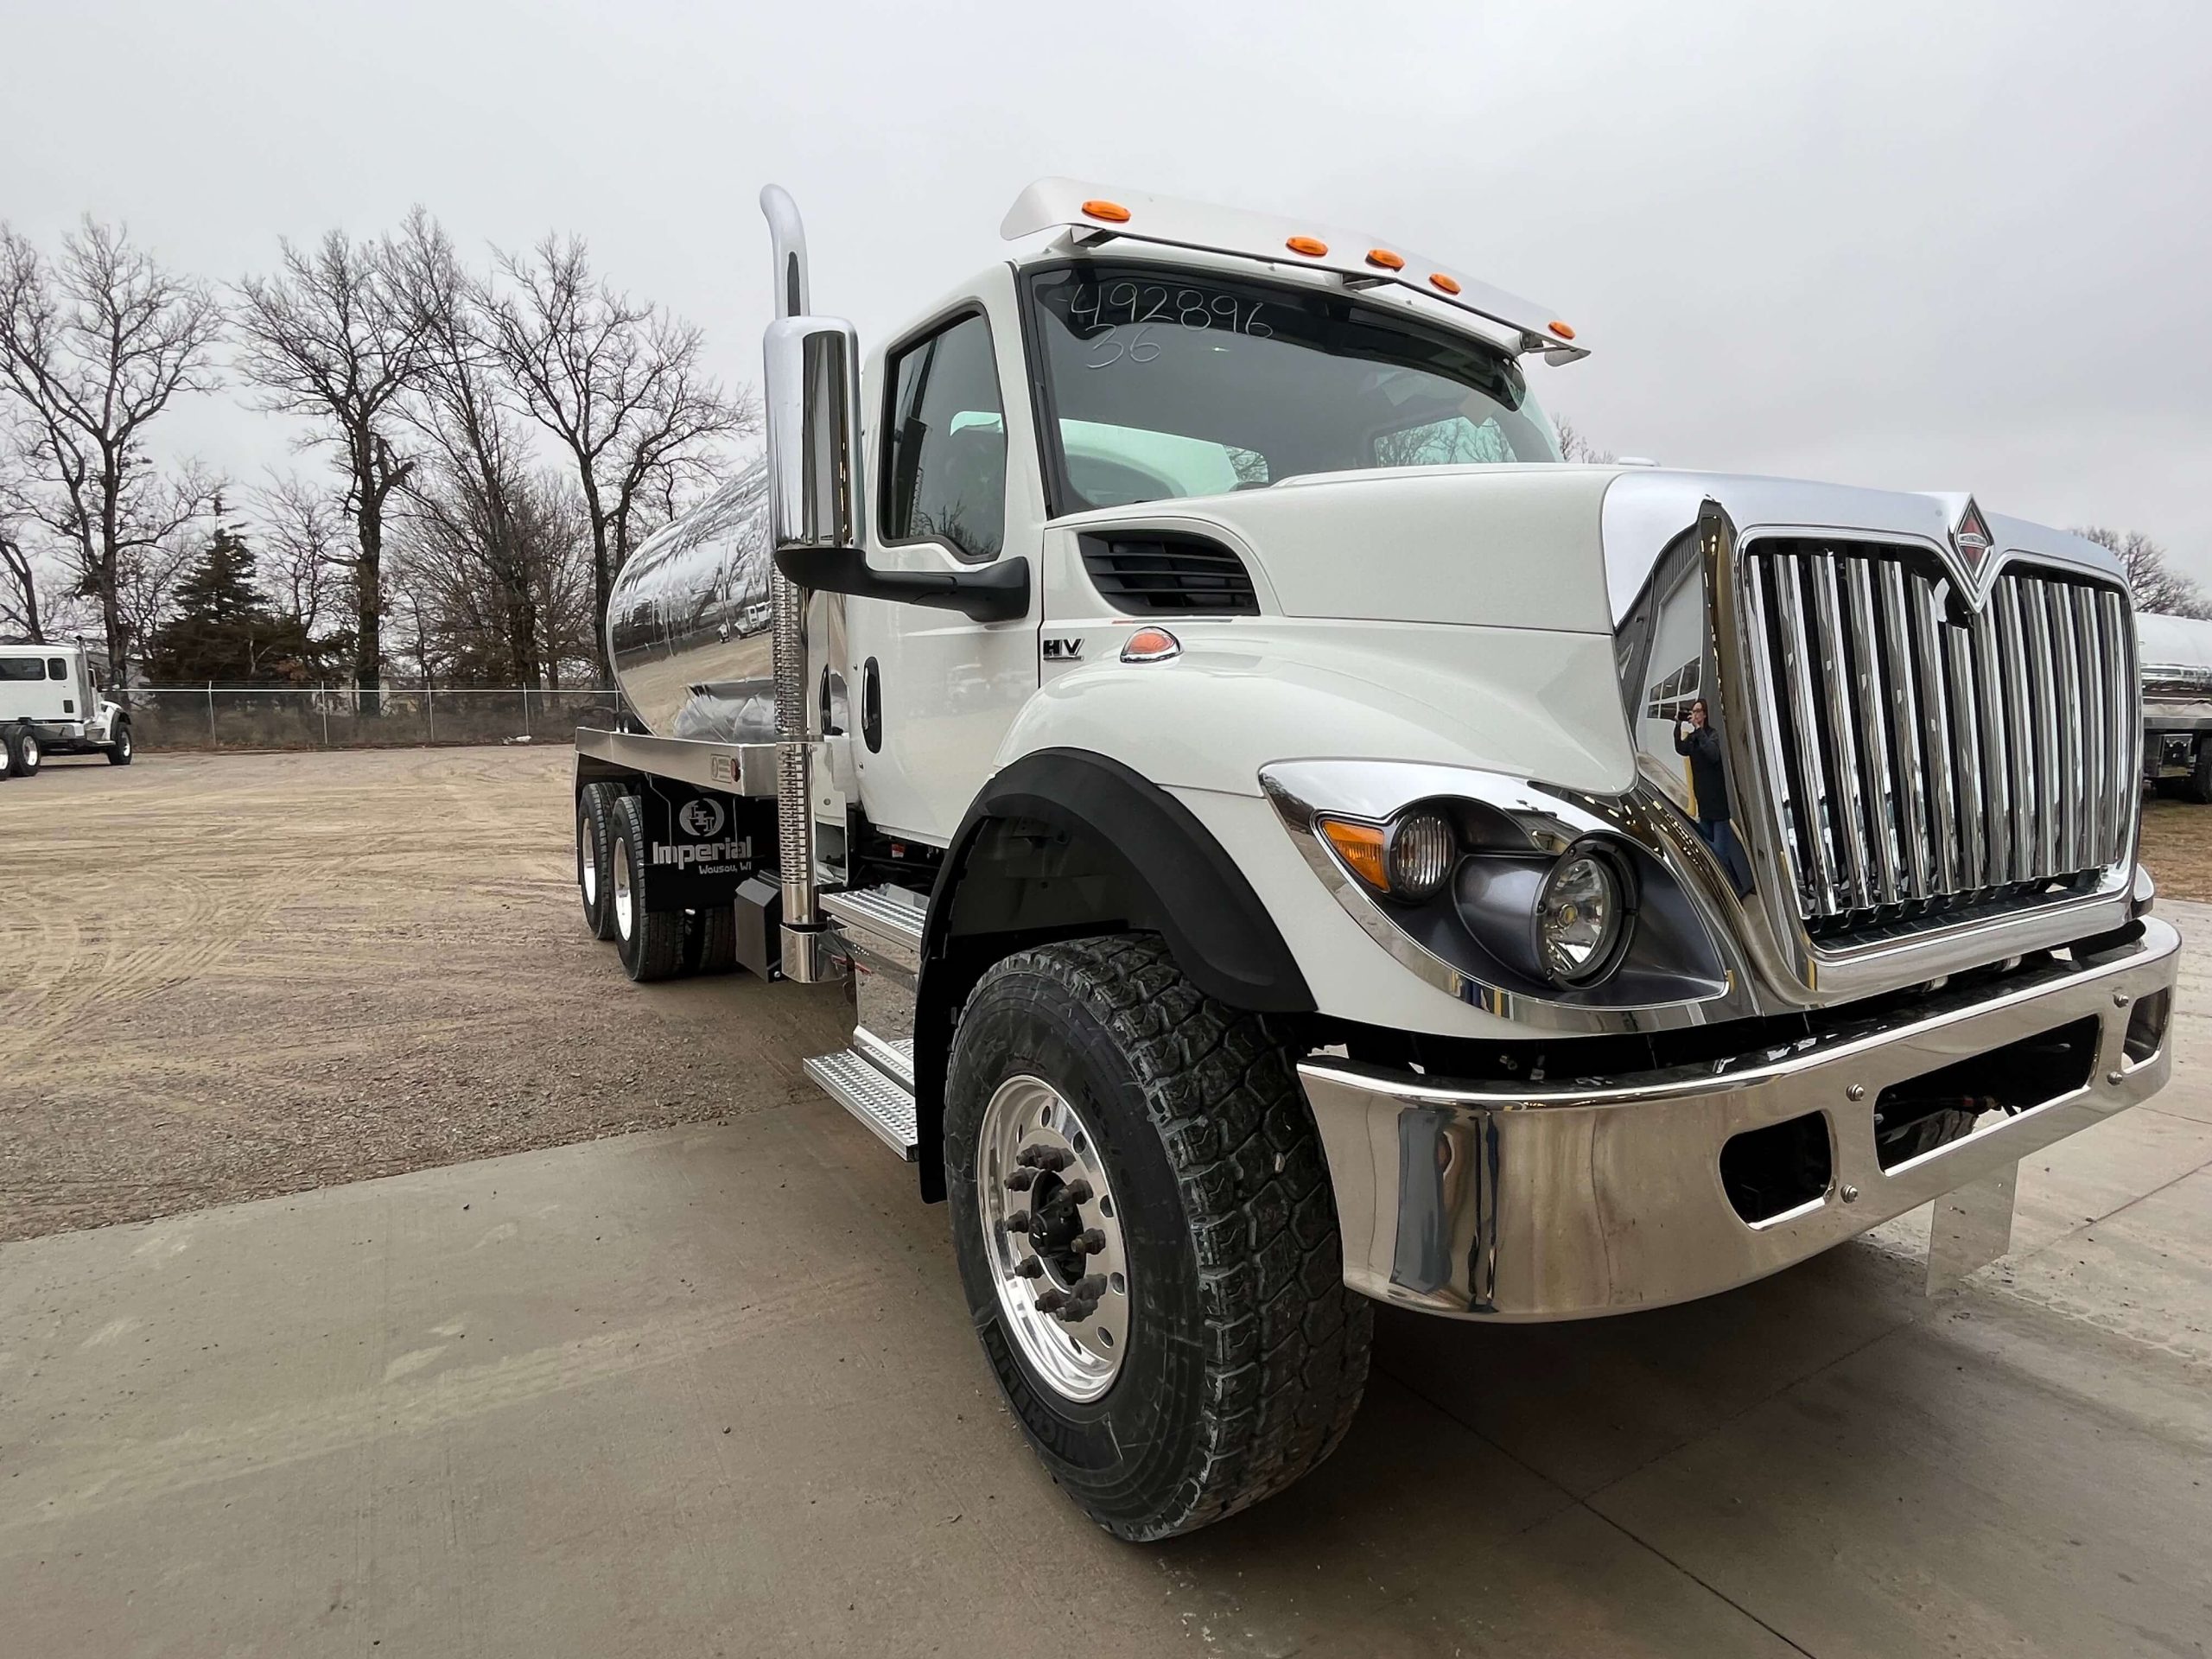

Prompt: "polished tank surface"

[607,464,781,740]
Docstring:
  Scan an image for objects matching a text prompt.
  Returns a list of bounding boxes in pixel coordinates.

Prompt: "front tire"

[945,934,1371,1541]
[608,792,684,982]
[105,721,133,766]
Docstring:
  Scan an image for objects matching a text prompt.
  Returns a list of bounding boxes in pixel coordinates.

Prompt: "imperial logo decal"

[1951,498,1993,576]
[677,798,726,838]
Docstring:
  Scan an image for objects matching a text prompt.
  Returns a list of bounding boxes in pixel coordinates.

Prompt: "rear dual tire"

[945,933,1371,1541]
[4,726,40,779]
[607,792,685,982]
[576,782,623,940]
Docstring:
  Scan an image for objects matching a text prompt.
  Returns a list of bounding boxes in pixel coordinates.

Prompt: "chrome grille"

[1741,542,2134,935]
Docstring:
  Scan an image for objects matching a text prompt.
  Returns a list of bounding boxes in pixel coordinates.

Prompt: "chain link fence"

[126,686,624,753]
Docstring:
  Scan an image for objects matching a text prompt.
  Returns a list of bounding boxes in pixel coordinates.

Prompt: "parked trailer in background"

[2138,612,2212,800]
[0,641,133,777]
[569,180,2179,1539]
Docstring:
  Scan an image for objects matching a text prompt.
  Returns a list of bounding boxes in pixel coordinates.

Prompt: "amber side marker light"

[1121,626,1182,664]
[1365,249,1406,270]
[1286,235,1330,257]
[1318,818,1390,893]
[1428,273,1462,295]
[1548,320,1577,340]
[1081,199,1131,223]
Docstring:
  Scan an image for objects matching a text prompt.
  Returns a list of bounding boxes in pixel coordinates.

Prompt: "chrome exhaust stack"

[759,184,859,983]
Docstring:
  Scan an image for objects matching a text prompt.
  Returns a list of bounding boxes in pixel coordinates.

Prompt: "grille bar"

[1743,543,2132,935]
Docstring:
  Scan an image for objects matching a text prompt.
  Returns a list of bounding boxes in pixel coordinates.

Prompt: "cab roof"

[1001,177,1588,365]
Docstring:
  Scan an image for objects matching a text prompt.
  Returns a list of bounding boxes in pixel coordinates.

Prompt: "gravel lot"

[5,746,2211,1244]
[0,747,850,1242]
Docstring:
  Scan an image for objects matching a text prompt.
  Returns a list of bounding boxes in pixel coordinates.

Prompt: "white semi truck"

[569,181,2179,1539]
[0,640,134,779]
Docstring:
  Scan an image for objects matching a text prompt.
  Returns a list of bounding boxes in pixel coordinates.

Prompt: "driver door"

[848,302,1040,844]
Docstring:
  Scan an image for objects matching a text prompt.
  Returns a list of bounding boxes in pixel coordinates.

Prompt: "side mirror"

[764,315,866,554]
[762,314,1030,625]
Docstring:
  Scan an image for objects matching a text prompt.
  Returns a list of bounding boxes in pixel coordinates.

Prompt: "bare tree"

[1,525,40,640]
[0,218,225,686]
[1553,415,1616,465]
[233,224,435,712]
[2073,526,2212,620]
[251,472,345,638]
[483,235,752,677]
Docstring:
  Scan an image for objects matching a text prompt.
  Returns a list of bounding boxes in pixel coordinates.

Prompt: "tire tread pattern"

[971,933,1371,1538]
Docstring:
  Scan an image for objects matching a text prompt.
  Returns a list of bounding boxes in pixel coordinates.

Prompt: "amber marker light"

[1548,320,1577,340]
[1318,818,1391,893]
[1286,235,1330,257]
[1428,273,1462,295]
[1120,627,1182,664]
[1080,199,1131,223]
[1365,249,1406,270]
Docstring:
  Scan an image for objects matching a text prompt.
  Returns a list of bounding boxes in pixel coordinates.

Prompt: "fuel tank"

[606,462,779,741]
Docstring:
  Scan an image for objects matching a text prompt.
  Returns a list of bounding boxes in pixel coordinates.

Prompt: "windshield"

[1025,264,1560,513]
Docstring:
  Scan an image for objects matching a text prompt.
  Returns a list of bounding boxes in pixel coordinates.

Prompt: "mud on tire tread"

[948,932,1371,1541]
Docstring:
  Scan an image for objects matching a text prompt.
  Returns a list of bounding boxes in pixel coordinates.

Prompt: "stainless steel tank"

[605,461,780,742]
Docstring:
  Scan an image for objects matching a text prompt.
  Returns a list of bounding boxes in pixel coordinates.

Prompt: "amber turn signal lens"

[1286,235,1329,257]
[1080,199,1131,223]
[1428,273,1462,295]
[1548,320,1576,340]
[1319,818,1391,893]
[1120,626,1181,664]
[1365,249,1406,270]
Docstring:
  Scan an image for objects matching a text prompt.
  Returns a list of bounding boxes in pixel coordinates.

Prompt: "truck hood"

[1052,464,2125,634]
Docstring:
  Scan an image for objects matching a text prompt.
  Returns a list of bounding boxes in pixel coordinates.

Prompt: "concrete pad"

[1587,1288,2212,1659]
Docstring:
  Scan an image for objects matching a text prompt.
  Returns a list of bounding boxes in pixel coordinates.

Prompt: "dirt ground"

[0,747,851,1243]
[2139,793,2212,901]
[6,748,2211,1243]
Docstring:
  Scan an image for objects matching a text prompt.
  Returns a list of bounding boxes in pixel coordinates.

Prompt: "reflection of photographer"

[1674,699,1751,891]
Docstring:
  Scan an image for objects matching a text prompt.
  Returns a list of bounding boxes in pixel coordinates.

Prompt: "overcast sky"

[7,0,2209,576]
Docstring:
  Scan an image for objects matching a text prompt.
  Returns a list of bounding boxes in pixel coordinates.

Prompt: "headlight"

[1535,849,1625,983]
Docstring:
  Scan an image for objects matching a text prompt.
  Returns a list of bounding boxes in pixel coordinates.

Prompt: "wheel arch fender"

[910,747,1314,1200]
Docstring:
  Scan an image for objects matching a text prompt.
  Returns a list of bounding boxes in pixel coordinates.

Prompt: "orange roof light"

[1428,273,1462,295]
[1365,248,1406,271]
[1080,199,1131,223]
[1548,320,1577,340]
[1318,817,1390,893]
[1285,235,1330,257]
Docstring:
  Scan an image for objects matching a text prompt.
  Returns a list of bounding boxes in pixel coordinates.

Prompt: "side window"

[48,657,68,679]
[882,312,1006,562]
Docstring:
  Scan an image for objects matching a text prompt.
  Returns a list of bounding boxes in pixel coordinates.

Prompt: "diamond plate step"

[804,1047,919,1161]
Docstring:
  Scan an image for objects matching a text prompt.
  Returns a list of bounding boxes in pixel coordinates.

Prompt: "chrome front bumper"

[1298,918,2180,1320]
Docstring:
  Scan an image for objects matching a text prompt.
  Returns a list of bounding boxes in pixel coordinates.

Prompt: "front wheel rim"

[977,1075,1130,1402]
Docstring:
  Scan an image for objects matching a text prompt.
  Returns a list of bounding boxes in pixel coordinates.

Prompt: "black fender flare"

[910,747,1314,1199]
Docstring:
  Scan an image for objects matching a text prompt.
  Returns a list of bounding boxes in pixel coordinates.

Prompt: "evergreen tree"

[144,518,317,683]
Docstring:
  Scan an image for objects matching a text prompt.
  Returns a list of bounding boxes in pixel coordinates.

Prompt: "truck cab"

[571,180,2180,1541]
[0,641,133,774]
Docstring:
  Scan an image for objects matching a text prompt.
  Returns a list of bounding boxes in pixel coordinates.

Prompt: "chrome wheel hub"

[977,1075,1129,1402]
[611,835,634,938]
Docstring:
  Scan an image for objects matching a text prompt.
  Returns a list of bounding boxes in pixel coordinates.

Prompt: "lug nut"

[1014,1255,1044,1279]
[1005,1167,1038,1191]
[1004,1210,1030,1234]
[1015,1147,1044,1169]
[1064,1179,1093,1203]
[1072,1274,1108,1300]
[1035,1288,1070,1313]
[1072,1229,1106,1255]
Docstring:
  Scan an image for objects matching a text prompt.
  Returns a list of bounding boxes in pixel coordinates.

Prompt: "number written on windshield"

[1066,280,1271,369]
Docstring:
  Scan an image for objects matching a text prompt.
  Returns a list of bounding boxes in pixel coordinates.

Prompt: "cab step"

[804,1042,918,1161]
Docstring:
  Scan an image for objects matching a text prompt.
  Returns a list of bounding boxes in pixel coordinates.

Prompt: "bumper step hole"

[1720,1111,1834,1224]
[1872,1015,2100,1171]
[2124,989,2171,1065]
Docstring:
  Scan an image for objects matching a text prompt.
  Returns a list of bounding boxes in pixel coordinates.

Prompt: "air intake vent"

[1079,534,1257,616]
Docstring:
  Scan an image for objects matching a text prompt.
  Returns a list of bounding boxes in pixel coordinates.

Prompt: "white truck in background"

[0,641,134,779]
[2137,612,2212,799]
[567,181,2179,1539]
